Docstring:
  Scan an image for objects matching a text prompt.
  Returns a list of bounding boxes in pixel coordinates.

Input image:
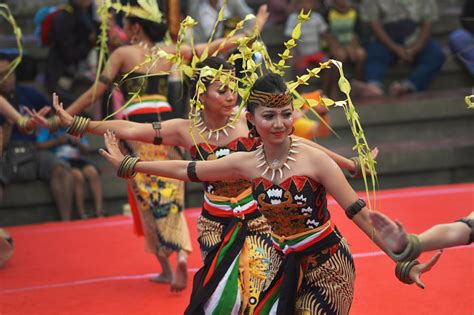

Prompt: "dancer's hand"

[409,250,443,289]
[22,106,51,129]
[99,129,125,169]
[52,93,74,127]
[370,147,379,160]
[370,211,408,253]
[351,147,379,177]
[255,5,269,33]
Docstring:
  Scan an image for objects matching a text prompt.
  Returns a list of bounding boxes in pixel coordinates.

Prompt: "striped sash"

[203,187,258,218]
[117,94,172,118]
[271,221,334,255]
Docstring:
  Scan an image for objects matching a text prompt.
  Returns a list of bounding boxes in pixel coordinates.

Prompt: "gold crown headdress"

[105,0,163,23]
[248,89,292,108]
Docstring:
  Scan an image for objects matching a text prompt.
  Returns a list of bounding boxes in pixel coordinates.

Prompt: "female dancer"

[98,72,393,314]
[59,1,269,292]
[51,56,375,313]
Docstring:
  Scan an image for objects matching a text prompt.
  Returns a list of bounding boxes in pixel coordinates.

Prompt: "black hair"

[246,72,287,114]
[125,0,168,42]
[189,56,235,96]
[0,53,13,63]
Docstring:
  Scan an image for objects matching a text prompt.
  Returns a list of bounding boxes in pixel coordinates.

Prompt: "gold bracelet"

[16,116,34,134]
[395,260,420,284]
[117,155,140,179]
[349,156,362,179]
[119,156,135,178]
[389,234,421,262]
[48,116,59,133]
[67,116,90,138]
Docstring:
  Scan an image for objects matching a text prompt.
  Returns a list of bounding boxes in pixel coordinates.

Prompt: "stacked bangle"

[349,156,362,179]
[47,116,59,133]
[117,155,140,179]
[67,116,90,138]
[395,260,420,284]
[16,116,34,134]
[389,234,422,262]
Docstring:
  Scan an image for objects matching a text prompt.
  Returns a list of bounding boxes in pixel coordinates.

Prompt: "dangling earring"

[130,34,138,44]
[248,125,258,139]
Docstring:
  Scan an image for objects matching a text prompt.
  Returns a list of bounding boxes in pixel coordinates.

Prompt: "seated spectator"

[184,0,254,43]
[0,55,74,221]
[360,0,446,96]
[449,0,474,77]
[324,0,366,80]
[37,127,105,219]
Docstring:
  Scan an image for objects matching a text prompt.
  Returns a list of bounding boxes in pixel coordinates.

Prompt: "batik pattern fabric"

[253,176,355,315]
[127,140,192,257]
[186,137,278,315]
[119,73,191,257]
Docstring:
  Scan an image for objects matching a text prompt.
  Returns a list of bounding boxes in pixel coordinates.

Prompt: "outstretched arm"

[1,96,50,130]
[66,49,123,116]
[180,5,269,60]
[370,211,474,253]
[298,136,379,175]
[51,94,187,147]
[314,150,394,259]
[100,130,248,181]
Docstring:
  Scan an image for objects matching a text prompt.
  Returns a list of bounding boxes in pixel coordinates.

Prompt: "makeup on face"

[254,104,294,140]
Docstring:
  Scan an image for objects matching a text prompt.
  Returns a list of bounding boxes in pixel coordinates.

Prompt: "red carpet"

[1,183,473,314]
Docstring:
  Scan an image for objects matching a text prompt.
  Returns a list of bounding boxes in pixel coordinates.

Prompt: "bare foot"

[351,80,384,98]
[389,81,412,96]
[171,253,188,292]
[149,272,172,283]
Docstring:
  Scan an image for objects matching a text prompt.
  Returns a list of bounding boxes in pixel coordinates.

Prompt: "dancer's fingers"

[371,147,379,160]
[37,106,51,116]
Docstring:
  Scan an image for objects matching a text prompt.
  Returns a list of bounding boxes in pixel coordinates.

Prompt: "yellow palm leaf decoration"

[0,4,23,83]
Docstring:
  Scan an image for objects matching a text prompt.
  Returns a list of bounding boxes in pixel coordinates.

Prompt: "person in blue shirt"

[0,54,74,221]
[37,127,104,219]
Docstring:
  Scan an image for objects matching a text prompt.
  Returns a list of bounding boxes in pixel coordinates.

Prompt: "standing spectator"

[324,0,366,80]
[360,0,446,96]
[285,0,328,73]
[45,0,97,103]
[267,0,291,26]
[449,0,474,77]
[37,127,105,219]
[0,55,74,221]
[285,0,338,98]
[185,0,253,43]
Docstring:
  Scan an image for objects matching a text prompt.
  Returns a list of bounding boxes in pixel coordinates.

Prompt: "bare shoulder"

[299,141,339,174]
[300,141,329,161]
[111,46,130,58]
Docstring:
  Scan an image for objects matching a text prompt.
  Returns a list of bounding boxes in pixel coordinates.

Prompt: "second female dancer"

[55,0,270,293]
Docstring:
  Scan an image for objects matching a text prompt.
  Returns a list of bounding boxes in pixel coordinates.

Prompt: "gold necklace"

[194,110,236,141]
[255,136,300,181]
